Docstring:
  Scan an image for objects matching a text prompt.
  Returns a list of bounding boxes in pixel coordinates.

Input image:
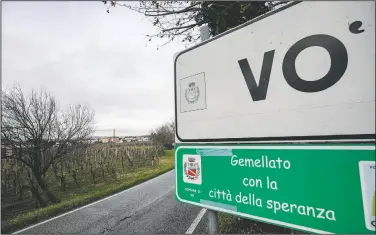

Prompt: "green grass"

[218,212,238,233]
[218,213,305,234]
[1,152,175,234]
[164,149,174,157]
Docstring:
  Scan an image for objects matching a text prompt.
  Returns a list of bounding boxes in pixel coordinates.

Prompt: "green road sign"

[175,144,375,234]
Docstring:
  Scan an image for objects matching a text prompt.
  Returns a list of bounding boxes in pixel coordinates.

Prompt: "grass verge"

[218,213,305,234]
[2,151,175,234]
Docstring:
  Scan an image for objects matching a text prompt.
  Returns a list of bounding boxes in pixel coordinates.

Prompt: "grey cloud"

[2,1,184,136]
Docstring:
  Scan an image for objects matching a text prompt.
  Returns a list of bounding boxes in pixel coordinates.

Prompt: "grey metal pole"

[199,25,219,234]
[208,210,219,234]
[200,25,210,41]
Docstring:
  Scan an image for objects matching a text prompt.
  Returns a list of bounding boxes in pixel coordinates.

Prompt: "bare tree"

[150,120,175,148]
[1,84,95,206]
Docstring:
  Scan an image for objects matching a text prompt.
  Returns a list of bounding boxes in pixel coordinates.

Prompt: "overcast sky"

[2,1,186,137]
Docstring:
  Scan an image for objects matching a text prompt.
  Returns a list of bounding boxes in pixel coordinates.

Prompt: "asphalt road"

[15,170,209,234]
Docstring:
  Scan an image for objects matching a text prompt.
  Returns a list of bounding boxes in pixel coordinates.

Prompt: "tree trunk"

[18,185,24,200]
[71,171,80,188]
[16,171,24,200]
[3,169,8,195]
[12,179,17,195]
[26,169,48,207]
[34,173,60,203]
[43,174,47,187]
[90,167,96,184]
[121,154,125,170]
[60,176,66,191]
[30,185,47,208]
[101,167,105,181]
[125,150,134,167]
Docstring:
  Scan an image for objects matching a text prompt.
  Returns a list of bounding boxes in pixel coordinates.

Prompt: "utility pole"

[200,24,219,235]
[113,128,115,138]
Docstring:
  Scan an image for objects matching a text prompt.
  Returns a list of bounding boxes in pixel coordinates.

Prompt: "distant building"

[99,137,122,143]
[141,137,150,142]
[123,137,136,142]
[109,137,120,143]
[96,135,150,144]
[88,139,98,144]
[99,137,109,143]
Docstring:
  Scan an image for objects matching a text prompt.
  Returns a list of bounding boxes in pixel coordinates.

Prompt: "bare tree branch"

[144,7,200,17]
[1,84,95,204]
[162,21,203,32]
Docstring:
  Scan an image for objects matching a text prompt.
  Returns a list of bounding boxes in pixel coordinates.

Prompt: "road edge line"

[185,208,207,234]
[12,169,174,234]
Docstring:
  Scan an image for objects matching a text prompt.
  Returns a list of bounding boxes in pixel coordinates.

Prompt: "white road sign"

[174,1,375,143]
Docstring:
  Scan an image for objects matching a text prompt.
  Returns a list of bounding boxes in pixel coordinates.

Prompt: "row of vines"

[1,143,164,211]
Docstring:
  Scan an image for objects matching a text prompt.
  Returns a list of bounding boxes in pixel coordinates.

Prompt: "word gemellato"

[230,155,291,170]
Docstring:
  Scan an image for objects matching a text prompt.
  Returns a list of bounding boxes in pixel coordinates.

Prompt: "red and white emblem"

[183,154,202,185]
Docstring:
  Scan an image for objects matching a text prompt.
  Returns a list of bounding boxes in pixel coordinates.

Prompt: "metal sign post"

[208,210,219,234]
[200,25,219,235]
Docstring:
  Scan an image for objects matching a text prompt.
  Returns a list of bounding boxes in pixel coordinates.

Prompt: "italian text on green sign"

[175,145,375,234]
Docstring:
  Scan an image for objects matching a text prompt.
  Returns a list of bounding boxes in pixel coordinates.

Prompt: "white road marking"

[13,170,174,234]
[185,208,207,234]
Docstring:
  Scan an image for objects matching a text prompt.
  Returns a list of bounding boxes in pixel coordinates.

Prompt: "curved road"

[15,170,209,234]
